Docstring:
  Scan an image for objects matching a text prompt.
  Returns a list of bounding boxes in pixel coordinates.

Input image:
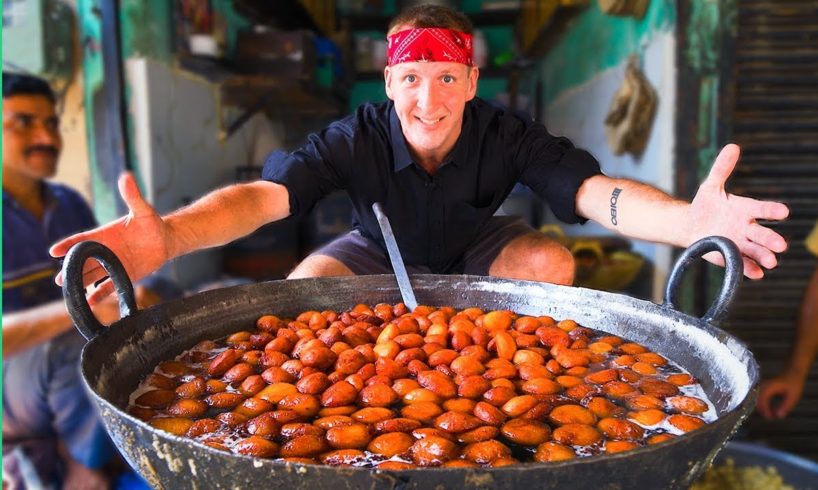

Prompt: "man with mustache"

[2,73,167,489]
[52,5,788,305]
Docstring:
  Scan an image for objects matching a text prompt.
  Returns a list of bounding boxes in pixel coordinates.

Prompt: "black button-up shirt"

[262,97,601,273]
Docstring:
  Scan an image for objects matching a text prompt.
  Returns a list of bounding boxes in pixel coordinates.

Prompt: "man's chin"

[407,133,445,150]
[26,160,59,179]
[407,141,441,155]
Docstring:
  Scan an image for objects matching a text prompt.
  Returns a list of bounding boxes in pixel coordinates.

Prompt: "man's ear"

[466,66,479,101]
[384,66,394,100]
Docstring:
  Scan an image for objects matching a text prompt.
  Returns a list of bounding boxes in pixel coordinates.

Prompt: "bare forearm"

[165,180,290,259]
[786,267,818,378]
[576,175,691,247]
[3,301,73,357]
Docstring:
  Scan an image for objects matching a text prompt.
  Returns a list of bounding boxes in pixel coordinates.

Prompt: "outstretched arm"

[2,286,161,356]
[50,172,290,303]
[3,300,78,356]
[575,144,789,279]
[757,266,818,419]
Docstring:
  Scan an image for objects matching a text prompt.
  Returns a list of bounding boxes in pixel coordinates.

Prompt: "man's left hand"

[686,144,789,279]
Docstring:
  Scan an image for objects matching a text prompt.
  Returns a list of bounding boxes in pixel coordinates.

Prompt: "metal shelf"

[178,55,345,140]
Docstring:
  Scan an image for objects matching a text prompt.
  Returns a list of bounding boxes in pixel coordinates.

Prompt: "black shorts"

[309,216,535,275]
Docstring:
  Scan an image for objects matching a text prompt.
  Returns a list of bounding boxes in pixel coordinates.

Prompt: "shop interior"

[3,0,817,485]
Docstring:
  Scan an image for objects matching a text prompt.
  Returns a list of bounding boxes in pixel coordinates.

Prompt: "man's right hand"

[50,172,172,305]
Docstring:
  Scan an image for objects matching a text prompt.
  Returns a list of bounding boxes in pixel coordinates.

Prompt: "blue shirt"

[263,97,601,273]
[3,183,96,313]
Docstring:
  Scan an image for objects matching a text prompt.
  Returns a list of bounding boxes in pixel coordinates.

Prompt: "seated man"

[1,72,171,489]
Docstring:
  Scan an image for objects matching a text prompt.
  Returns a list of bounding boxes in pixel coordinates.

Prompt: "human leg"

[461,217,575,285]
[289,229,432,278]
[60,443,109,490]
[289,230,386,278]
[287,254,356,278]
[46,330,115,470]
[489,232,575,285]
[3,340,63,487]
[3,329,113,487]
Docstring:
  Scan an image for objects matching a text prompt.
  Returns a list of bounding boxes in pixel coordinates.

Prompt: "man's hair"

[387,3,474,36]
[3,72,56,103]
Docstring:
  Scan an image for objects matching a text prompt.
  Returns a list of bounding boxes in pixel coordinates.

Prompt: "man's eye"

[45,118,60,131]
[442,75,454,83]
[13,116,34,129]
[405,74,416,83]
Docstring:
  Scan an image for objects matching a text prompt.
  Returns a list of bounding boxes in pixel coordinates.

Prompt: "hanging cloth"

[598,0,650,19]
[604,55,658,157]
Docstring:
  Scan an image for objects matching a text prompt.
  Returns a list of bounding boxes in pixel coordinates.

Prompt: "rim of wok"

[79,273,758,473]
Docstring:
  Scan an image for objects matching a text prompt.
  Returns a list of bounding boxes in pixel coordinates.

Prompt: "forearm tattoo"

[610,187,622,226]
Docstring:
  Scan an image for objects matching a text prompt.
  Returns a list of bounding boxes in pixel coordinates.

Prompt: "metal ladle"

[372,202,418,311]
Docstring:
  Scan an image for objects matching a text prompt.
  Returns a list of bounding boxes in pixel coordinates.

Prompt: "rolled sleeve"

[543,148,602,223]
[516,124,602,224]
[262,123,353,220]
[262,149,311,219]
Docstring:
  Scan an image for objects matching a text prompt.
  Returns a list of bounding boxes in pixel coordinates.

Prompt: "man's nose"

[416,82,439,110]
[32,122,60,145]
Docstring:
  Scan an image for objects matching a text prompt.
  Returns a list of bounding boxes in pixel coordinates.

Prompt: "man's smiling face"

[2,94,62,183]
[385,60,477,166]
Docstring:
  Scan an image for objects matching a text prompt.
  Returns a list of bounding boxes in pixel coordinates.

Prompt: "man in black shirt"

[52,4,789,300]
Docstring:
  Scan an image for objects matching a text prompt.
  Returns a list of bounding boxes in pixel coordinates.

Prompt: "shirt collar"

[389,101,473,173]
[41,181,57,205]
[2,181,59,210]
[389,105,414,172]
[447,103,472,168]
[2,189,15,206]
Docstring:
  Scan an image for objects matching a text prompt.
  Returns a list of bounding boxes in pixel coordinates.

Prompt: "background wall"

[38,0,92,202]
[126,57,283,288]
[526,0,677,301]
[53,58,93,202]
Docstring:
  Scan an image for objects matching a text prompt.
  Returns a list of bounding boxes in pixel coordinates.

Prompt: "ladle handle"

[62,241,138,341]
[372,202,418,311]
[662,236,742,325]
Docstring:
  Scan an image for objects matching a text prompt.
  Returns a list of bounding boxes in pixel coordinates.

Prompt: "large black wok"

[63,236,757,489]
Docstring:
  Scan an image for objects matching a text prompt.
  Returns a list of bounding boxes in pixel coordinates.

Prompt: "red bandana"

[387,28,473,67]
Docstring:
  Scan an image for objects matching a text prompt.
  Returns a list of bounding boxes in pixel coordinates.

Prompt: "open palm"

[687,144,789,279]
[50,172,172,303]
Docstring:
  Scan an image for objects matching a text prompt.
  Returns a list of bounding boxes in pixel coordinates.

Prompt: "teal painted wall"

[78,0,118,222]
[530,1,679,302]
[81,0,251,220]
[212,0,252,58]
[538,0,675,106]
[119,0,175,207]
[119,0,250,60]
[120,0,173,62]
[350,80,387,112]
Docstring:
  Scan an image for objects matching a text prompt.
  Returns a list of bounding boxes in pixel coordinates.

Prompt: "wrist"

[677,202,696,248]
[163,215,185,261]
[784,363,810,381]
